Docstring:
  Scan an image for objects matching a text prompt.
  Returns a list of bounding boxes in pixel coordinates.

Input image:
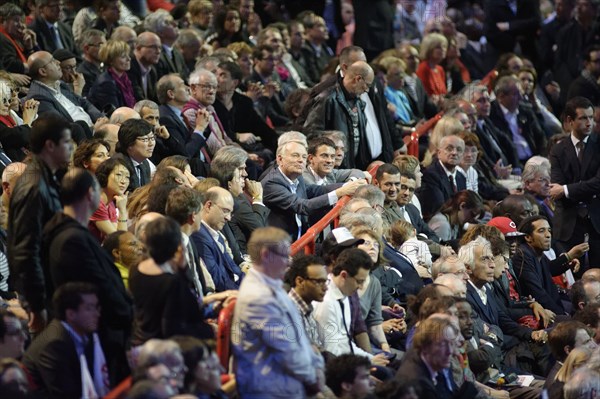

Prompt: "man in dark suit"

[23,282,110,398]
[26,51,103,130]
[466,85,518,172]
[76,29,106,97]
[0,3,38,74]
[156,73,210,177]
[396,316,471,399]
[417,135,467,221]
[489,76,546,168]
[483,0,541,65]
[29,0,78,56]
[128,32,160,103]
[113,119,156,191]
[42,169,132,385]
[261,140,364,241]
[566,45,600,105]
[148,9,190,82]
[549,96,600,267]
[191,187,244,292]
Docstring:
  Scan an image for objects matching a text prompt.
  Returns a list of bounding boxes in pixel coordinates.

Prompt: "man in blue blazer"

[261,139,365,241]
[192,187,243,292]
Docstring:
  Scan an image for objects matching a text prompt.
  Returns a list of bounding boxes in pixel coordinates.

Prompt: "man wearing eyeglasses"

[29,0,78,56]
[76,29,105,97]
[128,31,161,103]
[192,186,244,292]
[113,118,156,191]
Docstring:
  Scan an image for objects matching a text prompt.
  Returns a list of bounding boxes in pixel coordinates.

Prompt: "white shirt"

[468,280,488,305]
[38,81,93,126]
[360,92,383,159]
[312,275,373,359]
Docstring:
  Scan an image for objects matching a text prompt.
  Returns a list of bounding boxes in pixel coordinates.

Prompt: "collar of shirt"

[44,20,58,30]
[278,166,298,187]
[326,273,346,301]
[288,288,313,316]
[570,133,589,148]
[307,166,325,185]
[181,232,190,247]
[61,321,89,356]
[201,220,220,242]
[439,160,457,180]
[162,44,173,56]
[468,280,488,304]
[420,353,438,383]
[499,103,519,118]
[37,80,61,94]
[130,156,143,168]
[249,267,283,290]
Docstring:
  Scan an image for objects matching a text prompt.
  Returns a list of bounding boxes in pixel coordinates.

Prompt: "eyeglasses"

[373,204,384,214]
[442,145,464,154]
[141,44,162,51]
[305,277,328,286]
[136,135,156,143]
[88,42,105,47]
[61,64,76,71]
[214,204,232,217]
[197,83,218,91]
[359,75,373,89]
[361,239,380,250]
[41,57,58,69]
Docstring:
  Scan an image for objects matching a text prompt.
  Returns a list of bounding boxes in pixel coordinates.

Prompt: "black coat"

[230,194,269,253]
[29,16,78,56]
[87,71,127,112]
[7,157,62,313]
[156,47,189,82]
[416,160,467,221]
[22,320,94,398]
[352,0,395,59]
[127,57,158,102]
[112,153,151,192]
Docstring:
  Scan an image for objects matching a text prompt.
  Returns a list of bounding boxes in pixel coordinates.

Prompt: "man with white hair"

[434,273,467,297]
[182,68,231,160]
[146,9,189,81]
[431,254,469,281]
[564,367,600,399]
[261,137,365,240]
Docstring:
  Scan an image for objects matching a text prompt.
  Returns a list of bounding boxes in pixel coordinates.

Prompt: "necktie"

[436,371,453,396]
[136,164,146,186]
[398,206,406,221]
[338,299,354,354]
[577,140,585,164]
[448,174,457,193]
[50,25,64,50]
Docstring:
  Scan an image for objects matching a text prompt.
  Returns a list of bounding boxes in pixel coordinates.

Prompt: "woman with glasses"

[88,40,136,112]
[0,79,38,162]
[89,157,131,242]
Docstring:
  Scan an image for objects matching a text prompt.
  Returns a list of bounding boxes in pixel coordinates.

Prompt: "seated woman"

[129,217,214,347]
[0,80,38,162]
[90,157,131,242]
[88,40,136,113]
[206,7,250,49]
[72,138,110,174]
[174,337,228,398]
[427,190,484,245]
[547,347,592,399]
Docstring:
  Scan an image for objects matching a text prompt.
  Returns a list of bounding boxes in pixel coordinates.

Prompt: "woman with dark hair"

[129,217,214,346]
[89,157,131,242]
[428,190,484,243]
[518,66,562,136]
[206,7,249,49]
[0,358,29,398]
[72,138,110,173]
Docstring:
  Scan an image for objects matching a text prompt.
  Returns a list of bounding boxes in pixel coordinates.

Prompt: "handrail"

[290,195,352,256]
[104,376,132,399]
[403,112,443,157]
[216,297,237,372]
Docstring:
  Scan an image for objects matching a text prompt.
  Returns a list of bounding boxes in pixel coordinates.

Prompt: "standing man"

[232,227,325,398]
[8,113,73,334]
[550,96,600,268]
[43,168,133,384]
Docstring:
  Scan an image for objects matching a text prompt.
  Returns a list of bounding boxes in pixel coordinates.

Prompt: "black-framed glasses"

[41,57,57,69]
[304,277,328,286]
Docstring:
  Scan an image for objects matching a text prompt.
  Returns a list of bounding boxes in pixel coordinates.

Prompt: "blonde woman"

[547,347,592,399]
[88,40,135,110]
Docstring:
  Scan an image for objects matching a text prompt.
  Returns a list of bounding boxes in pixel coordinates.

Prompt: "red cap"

[487,217,525,237]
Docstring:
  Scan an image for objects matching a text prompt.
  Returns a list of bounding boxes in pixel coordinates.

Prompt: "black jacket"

[29,16,79,56]
[42,212,133,331]
[127,57,158,103]
[7,157,62,313]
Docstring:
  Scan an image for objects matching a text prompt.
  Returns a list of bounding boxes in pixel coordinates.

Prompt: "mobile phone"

[584,233,590,244]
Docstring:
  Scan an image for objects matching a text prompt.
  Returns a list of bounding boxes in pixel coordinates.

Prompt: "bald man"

[108,107,141,125]
[191,186,244,292]
[304,60,377,170]
[25,51,103,128]
[94,123,121,155]
[128,32,161,102]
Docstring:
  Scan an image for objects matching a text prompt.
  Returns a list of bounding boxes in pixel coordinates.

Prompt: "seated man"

[26,51,103,133]
[416,135,467,221]
[325,354,373,399]
[23,282,110,398]
[113,119,156,191]
[261,138,364,241]
[191,187,244,292]
[512,215,581,315]
[0,308,26,359]
[302,136,368,185]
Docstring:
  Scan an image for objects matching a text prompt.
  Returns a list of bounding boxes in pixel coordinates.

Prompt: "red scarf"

[0,114,16,128]
[0,26,26,63]
[108,67,136,108]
